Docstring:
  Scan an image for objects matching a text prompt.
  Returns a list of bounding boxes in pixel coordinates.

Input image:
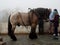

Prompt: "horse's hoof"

[38,32,41,35]
[8,33,17,41]
[11,36,17,41]
[29,33,38,40]
[12,38,17,41]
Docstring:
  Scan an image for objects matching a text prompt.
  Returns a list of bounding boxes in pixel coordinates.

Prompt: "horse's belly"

[20,19,30,26]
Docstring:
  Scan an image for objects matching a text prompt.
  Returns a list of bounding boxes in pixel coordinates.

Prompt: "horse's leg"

[29,24,37,39]
[38,20,44,35]
[39,24,44,35]
[38,25,41,35]
[8,23,17,41]
[10,24,17,41]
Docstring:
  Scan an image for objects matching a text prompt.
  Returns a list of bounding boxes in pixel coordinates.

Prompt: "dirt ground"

[1,35,60,45]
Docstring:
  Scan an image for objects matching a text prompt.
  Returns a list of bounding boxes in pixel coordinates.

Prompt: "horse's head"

[44,8,51,22]
[33,8,51,22]
[28,8,51,22]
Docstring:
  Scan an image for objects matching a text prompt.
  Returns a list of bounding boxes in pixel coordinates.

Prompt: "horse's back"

[10,12,21,25]
[20,13,30,25]
[10,12,30,26]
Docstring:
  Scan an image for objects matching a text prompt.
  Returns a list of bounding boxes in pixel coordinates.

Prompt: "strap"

[19,13,26,26]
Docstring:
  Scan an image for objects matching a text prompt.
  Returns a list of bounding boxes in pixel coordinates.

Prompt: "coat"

[54,15,59,27]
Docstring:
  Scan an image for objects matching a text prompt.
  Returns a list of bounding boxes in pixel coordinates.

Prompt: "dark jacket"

[54,15,59,27]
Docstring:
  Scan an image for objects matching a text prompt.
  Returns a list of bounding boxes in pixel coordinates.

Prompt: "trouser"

[54,26,58,36]
[49,21,54,33]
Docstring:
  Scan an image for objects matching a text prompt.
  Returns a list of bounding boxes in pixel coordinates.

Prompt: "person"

[53,9,59,39]
[49,9,56,34]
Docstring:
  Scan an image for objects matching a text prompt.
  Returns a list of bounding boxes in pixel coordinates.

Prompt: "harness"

[19,13,26,26]
[18,12,31,27]
[28,12,31,25]
[19,9,39,26]
[28,9,39,25]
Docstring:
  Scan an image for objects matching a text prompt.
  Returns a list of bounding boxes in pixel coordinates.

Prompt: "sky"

[0,0,60,14]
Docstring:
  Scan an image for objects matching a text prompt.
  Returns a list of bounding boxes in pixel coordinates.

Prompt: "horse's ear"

[28,8,32,11]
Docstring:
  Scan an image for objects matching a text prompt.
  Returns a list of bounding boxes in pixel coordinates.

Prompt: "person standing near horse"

[49,9,56,34]
[53,9,59,39]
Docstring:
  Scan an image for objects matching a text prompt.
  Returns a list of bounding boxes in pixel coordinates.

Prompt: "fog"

[0,0,60,33]
[0,0,60,22]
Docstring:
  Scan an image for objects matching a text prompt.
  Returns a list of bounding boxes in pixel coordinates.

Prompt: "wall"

[0,22,60,34]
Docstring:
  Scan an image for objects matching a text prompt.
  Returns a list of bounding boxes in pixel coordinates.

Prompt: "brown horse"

[8,8,51,41]
[34,8,51,34]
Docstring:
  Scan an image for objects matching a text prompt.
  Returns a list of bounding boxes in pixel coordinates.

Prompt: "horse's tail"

[8,15,12,35]
[8,15,17,41]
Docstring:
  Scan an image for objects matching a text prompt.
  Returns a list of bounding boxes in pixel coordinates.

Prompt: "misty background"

[0,0,60,33]
[0,0,60,22]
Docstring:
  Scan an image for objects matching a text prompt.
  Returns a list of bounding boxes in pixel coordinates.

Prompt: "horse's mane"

[29,8,51,19]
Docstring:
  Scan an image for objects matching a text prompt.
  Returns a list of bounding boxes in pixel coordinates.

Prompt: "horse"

[34,8,51,34]
[8,8,51,41]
